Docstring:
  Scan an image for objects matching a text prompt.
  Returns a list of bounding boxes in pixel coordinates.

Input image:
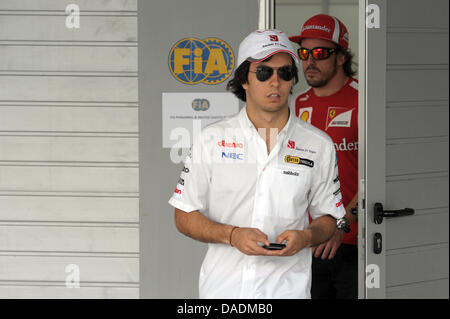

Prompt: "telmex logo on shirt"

[298,107,312,124]
[218,140,244,148]
[284,155,314,167]
[326,107,353,130]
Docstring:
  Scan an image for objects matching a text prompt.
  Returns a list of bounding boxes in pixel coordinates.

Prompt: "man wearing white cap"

[289,14,359,299]
[168,29,346,299]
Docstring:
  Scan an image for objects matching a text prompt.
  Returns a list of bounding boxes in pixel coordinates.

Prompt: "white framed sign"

[162,92,239,149]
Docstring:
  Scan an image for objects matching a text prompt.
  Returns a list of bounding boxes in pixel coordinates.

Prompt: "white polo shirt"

[168,106,345,299]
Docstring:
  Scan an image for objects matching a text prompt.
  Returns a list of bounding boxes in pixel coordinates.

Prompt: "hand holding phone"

[262,243,286,250]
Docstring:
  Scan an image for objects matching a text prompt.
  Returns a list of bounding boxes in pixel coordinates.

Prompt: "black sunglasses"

[249,65,295,82]
[298,47,336,61]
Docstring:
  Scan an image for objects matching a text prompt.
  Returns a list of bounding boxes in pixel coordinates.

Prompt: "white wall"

[0,0,139,298]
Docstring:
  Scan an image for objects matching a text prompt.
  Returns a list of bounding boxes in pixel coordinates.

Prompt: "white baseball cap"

[237,29,300,68]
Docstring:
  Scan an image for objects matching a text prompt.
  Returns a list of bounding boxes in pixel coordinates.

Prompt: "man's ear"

[337,51,347,67]
[242,81,249,90]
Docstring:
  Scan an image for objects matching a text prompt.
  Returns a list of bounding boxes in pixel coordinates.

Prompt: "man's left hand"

[312,229,344,260]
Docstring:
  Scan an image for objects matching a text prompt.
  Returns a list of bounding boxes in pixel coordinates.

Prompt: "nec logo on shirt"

[222,152,244,160]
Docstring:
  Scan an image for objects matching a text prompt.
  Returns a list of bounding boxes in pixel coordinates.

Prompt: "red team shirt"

[295,78,358,245]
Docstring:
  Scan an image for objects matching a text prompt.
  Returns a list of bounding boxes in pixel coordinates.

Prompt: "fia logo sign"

[168,37,234,85]
[192,98,210,111]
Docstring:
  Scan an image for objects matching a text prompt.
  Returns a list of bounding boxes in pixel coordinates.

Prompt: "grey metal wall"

[0,0,139,298]
[138,0,258,298]
[384,0,449,298]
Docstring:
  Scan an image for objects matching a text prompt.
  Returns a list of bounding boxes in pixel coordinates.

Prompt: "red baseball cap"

[289,14,349,50]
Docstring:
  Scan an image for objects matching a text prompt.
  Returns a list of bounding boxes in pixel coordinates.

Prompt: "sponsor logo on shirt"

[334,138,358,151]
[298,107,312,124]
[287,140,295,149]
[284,155,314,168]
[174,183,184,198]
[283,170,299,176]
[299,94,310,102]
[287,144,317,154]
[326,107,354,130]
[218,140,244,148]
[333,189,343,208]
[269,35,279,41]
[182,166,190,173]
[222,152,244,160]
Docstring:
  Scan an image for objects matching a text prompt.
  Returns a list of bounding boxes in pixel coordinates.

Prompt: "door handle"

[374,202,414,224]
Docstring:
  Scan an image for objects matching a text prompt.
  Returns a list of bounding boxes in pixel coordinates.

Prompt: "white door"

[360,0,449,298]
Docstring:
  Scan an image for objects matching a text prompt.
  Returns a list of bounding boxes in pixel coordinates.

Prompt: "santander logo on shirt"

[334,138,358,152]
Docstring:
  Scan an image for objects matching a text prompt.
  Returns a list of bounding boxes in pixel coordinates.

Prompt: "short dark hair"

[226,60,250,102]
[337,47,357,77]
[226,56,299,102]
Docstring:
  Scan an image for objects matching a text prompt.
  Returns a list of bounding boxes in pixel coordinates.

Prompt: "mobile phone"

[262,243,286,250]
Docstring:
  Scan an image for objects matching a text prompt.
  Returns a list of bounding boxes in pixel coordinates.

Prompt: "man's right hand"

[230,227,272,256]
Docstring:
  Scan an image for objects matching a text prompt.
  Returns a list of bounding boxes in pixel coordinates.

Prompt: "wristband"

[229,226,239,246]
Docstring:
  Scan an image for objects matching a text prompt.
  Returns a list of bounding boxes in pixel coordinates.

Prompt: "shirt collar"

[238,106,294,143]
[238,106,255,139]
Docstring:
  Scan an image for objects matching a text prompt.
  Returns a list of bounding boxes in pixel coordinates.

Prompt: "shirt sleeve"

[308,140,346,220]
[168,133,211,214]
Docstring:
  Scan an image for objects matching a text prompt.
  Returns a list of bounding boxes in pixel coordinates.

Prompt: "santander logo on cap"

[302,25,331,33]
[289,14,349,50]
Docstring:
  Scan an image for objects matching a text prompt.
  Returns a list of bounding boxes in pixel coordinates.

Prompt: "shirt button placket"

[240,134,266,298]
[240,257,257,298]
[252,165,266,229]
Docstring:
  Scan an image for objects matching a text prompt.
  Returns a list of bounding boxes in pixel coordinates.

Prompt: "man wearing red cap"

[169,29,347,298]
[290,14,359,299]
